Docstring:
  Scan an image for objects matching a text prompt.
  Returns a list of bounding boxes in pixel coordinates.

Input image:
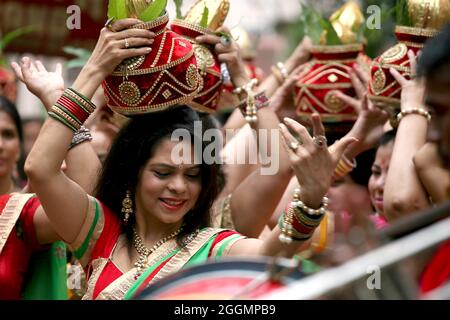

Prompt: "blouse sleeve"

[208,230,246,259]
[68,196,122,268]
[20,196,46,252]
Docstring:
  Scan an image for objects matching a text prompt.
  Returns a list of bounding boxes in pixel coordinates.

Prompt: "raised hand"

[270,63,311,120]
[284,36,312,73]
[389,49,425,112]
[279,114,357,208]
[196,27,250,89]
[11,58,64,110]
[331,62,389,157]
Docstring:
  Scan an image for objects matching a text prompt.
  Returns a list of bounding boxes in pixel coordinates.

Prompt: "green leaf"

[0,25,36,51]
[319,19,342,45]
[299,5,324,45]
[139,0,168,22]
[174,0,184,19]
[108,0,127,19]
[63,46,92,69]
[199,6,209,28]
[396,0,412,27]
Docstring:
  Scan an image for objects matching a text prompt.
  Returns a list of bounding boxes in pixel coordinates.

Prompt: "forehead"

[0,111,17,128]
[147,138,195,165]
[374,143,393,165]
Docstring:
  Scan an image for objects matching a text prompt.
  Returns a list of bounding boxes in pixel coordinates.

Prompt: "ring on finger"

[124,38,130,49]
[220,35,231,47]
[289,141,300,152]
[313,135,327,148]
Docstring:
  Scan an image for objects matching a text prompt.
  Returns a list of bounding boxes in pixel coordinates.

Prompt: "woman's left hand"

[196,27,250,88]
[390,49,426,112]
[279,115,357,208]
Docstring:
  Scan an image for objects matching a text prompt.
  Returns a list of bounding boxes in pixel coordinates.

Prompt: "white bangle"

[397,108,431,123]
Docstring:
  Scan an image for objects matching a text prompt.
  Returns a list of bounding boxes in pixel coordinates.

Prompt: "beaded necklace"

[132,226,182,280]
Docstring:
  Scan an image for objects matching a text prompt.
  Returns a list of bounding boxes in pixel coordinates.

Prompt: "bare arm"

[228,116,356,258]
[384,52,430,221]
[24,19,154,244]
[228,74,309,237]
[414,143,450,204]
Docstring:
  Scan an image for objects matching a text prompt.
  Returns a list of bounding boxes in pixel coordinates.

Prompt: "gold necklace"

[132,226,182,279]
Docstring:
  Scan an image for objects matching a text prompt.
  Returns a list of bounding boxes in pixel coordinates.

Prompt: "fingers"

[20,57,33,81]
[279,123,300,160]
[10,62,24,82]
[331,137,358,163]
[283,117,313,148]
[114,37,154,49]
[353,63,370,85]
[349,69,366,99]
[389,67,408,87]
[109,18,143,32]
[119,47,153,60]
[311,113,325,137]
[112,28,155,40]
[196,34,221,46]
[55,63,62,76]
[35,60,47,73]
[331,90,361,111]
[408,49,417,77]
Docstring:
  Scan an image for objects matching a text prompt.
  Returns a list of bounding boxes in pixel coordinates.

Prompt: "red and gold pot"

[102,14,202,116]
[170,19,223,114]
[368,0,450,125]
[294,43,363,124]
[367,26,437,123]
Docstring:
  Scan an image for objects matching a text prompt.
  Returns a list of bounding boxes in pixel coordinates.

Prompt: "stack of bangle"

[271,62,289,85]
[233,78,259,123]
[396,107,431,123]
[237,91,269,118]
[279,188,328,244]
[69,126,92,150]
[333,155,357,180]
[48,88,96,132]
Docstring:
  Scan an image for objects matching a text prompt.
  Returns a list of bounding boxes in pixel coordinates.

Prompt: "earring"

[121,190,133,224]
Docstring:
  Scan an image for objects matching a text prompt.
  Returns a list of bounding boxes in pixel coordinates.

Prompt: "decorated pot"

[102,14,202,116]
[170,20,223,113]
[295,43,363,124]
[367,26,437,121]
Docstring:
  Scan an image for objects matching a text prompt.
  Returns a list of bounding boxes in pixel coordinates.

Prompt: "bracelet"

[396,107,431,123]
[278,188,327,244]
[48,88,96,132]
[333,155,357,180]
[275,62,289,84]
[271,66,284,85]
[69,126,92,150]
[237,91,269,116]
[233,78,259,123]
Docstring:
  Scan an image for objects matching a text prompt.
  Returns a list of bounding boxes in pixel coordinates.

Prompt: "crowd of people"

[0,1,450,300]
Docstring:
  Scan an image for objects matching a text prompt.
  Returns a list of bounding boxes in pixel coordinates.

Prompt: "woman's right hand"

[279,115,357,208]
[11,57,64,110]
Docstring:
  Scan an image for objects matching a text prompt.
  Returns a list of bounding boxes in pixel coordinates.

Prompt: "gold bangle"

[333,155,357,180]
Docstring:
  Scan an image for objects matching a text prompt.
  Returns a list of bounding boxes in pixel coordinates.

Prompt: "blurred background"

[0,0,398,120]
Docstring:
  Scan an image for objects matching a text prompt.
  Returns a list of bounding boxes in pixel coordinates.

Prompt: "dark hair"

[349,148,376,187]
[418,23,450,83]
[0,96,26,183]
[95,106,221,245]
[0,96,23,142]
[379,129,397,147]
